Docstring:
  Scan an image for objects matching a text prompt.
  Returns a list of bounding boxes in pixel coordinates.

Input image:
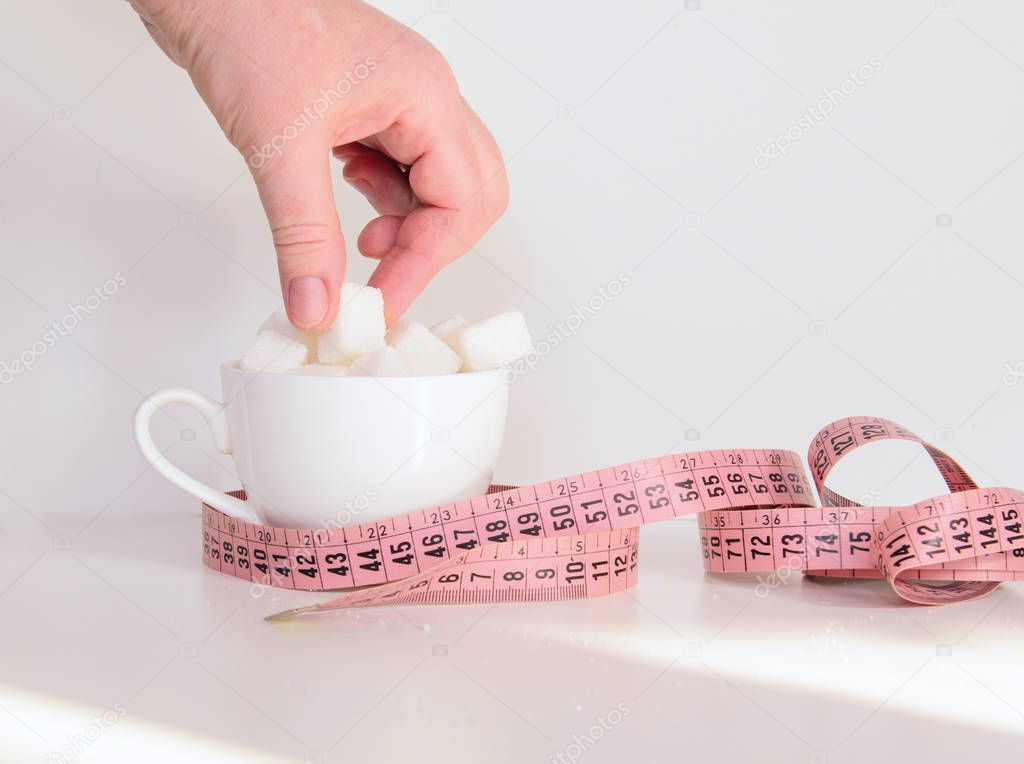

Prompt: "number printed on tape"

[196,416,1024,619]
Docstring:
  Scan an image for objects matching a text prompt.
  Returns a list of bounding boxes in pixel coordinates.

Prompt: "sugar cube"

[387,319,463,376]
[288,364,350,377]
[348,346,414,377]
[259,309,318,360]
[429,314,466,342]
[445,311,532,372]
[240,330,310,373]
[318,283,386,365]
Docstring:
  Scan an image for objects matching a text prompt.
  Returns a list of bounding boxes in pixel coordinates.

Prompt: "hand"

[131,0,508,329]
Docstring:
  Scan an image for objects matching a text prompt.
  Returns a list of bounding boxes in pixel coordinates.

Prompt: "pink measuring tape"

[198,416,1024,620]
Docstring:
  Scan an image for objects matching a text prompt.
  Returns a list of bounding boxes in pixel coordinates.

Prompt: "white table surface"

[4,496,1022,763]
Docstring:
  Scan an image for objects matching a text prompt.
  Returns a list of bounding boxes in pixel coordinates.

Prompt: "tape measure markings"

[197,416,1024,616]
[203,449,807,593]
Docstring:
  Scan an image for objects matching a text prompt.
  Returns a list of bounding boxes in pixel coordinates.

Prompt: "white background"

[2,1,1024,762]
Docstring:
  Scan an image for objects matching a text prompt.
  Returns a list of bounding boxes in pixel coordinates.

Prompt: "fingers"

[357,215,403,259]
[367,107,508,323]
[334,144,418,217]
[334,144,416,262]
[251,141,345,332]
[367,206,462,324]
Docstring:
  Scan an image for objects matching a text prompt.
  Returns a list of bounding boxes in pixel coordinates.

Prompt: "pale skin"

[130,0,509,330]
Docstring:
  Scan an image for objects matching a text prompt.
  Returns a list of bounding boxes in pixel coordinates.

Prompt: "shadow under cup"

[137,363,509,530]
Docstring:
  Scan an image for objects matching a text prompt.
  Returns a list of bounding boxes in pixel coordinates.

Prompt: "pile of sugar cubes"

[240,283,533,377]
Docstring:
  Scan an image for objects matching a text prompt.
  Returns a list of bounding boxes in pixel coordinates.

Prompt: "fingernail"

[287,276,328,329]
[348,176,375,200]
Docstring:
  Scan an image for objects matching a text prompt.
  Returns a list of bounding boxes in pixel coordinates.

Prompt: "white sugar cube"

[259,309,318,360]
[288,363,350,377]
[240,330,310,373]
[318,283,386,365]
[446,311,532,372]
[429,314,466,342]
[387,319,463,376]
[348,346,414,377]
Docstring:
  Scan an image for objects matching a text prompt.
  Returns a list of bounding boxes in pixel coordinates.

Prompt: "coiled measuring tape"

[198,416,1024,620]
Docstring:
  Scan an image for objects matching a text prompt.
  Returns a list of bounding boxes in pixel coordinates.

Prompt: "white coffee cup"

[134,363,509,529]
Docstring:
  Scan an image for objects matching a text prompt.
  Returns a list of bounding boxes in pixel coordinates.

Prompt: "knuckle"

[270,222,335,261]
[400,27,457,91]
[420,48,458,93]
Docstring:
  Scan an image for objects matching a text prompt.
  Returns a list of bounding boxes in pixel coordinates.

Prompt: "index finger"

[367,109,508,323]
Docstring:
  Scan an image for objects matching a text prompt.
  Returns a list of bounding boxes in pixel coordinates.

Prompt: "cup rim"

[222,360,506,382]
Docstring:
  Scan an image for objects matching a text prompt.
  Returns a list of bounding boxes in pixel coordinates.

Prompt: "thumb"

[251,142,345,332]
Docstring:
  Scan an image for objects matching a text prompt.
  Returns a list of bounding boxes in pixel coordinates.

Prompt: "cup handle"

[134,388,261,524]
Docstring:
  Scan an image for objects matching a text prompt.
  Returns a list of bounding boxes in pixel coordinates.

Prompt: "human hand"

[131,0,508,329]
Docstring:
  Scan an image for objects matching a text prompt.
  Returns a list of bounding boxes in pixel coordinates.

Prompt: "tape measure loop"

[195,416,1024,618]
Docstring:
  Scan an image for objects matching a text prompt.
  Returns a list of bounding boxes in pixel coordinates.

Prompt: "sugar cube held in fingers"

[318,283,386,365]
